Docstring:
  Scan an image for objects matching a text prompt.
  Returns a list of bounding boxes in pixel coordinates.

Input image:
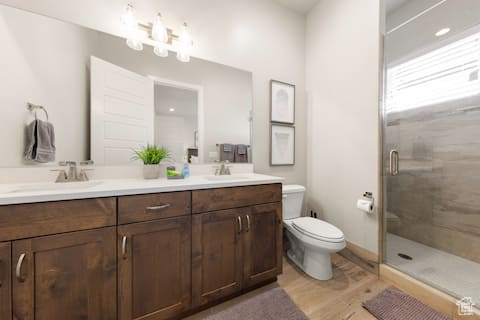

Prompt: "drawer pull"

[245,215,251,232]
[122,236,128,259]
[237,216,243,234]
[146,204,171,211]
[16,253,26,282]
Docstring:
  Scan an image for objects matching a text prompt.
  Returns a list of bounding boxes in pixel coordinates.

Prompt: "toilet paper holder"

[357,192,375,214]
[362,192,374,205]
[363,192,374,201]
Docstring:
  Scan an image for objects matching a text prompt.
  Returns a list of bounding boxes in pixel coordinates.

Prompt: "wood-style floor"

[279,254,388,320]
[186,254,389,320]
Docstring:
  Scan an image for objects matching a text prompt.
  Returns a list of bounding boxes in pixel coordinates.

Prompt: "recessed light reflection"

[435,28,450,37]
[169,108,175,112]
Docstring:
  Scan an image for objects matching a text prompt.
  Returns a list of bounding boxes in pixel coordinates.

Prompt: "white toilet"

[282,185,346,280]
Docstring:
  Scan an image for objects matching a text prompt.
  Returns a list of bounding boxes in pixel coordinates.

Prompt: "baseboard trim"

[338,241,379,275]
[380,264,480,320]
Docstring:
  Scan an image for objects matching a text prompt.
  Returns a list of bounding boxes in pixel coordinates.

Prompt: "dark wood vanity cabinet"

[12,227,117,320]
[0,183,282,320]
[191,184,283,308]
[0,242,11,320]
[243,202,283,288]
[117,216,191,320]
[192,208,245,307]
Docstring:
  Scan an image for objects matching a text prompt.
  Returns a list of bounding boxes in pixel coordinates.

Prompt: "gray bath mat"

[202,287,308,320]
[363,287,452,320]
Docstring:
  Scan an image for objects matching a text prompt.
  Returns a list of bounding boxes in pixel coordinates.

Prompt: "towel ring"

[27,103,49,121]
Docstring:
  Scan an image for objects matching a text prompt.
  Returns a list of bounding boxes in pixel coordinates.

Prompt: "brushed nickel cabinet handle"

[122,236,128,259]
[16,253,26,283]
[146,204,171,211]
[237,216,243,234]
[245,215,251,232]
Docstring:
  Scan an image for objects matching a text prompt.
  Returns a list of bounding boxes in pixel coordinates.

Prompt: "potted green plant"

[132,144,170,179]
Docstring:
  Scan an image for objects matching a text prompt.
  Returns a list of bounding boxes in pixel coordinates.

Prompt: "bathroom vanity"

[0,177,283,320]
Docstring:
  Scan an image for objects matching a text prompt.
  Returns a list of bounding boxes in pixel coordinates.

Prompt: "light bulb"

[122,4,144,51]
[152,13,168,43]
[121,4,136,29]
[176,23,192,62]
[126,29,146,51]
[126,37,143,51]
[154,44,168,57]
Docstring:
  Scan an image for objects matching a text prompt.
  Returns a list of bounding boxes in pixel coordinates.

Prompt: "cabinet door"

[192,208,245,307]
[0,242,11,320]
[118,216,191,320]
[12,227,117,320]
[243,202,283,288]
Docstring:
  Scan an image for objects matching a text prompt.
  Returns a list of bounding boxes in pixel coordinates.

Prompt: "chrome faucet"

[52,161,94,182]
[214,160,231,176]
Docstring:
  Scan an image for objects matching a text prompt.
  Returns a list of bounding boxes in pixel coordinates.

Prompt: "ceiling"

[273,0,320,14]
[386,0,410,14]
[274,0,410,15]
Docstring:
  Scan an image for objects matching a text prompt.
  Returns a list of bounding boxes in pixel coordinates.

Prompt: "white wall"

[306,0,381,254]
[0,5,97,166]
[0,0,307,185]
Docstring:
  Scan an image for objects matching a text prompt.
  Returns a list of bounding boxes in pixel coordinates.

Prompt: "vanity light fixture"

[121,4,193,62]
[176,23,192,63]
[435,27,450,37]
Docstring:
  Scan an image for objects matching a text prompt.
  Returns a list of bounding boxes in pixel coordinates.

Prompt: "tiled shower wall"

[385,95,480,263]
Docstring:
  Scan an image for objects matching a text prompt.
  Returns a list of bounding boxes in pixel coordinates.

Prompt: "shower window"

[386,31,480,113]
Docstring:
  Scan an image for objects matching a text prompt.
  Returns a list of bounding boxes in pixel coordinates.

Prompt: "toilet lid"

[292,217,344,243]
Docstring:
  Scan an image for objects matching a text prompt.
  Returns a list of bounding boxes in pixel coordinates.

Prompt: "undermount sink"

[204,175,250,181]
[6,181,103,193]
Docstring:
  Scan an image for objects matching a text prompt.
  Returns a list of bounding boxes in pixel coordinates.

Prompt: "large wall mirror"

[0,4,253,167]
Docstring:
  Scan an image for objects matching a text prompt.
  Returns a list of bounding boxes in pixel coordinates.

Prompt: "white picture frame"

[270,124,295,166]
[270,80,295,124]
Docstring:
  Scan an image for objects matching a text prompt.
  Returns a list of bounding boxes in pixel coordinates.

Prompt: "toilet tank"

[282,185,306,220]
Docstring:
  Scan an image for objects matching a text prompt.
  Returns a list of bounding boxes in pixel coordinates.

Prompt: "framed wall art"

[270,124,295,166]
[270,80,295,124]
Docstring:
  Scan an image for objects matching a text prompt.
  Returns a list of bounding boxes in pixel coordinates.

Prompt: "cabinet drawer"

[118,191,191,224]
[0,198,116,241]
[192,183,282,213]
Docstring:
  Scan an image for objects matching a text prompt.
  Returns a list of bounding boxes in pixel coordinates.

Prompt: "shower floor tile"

[386,233,480,305]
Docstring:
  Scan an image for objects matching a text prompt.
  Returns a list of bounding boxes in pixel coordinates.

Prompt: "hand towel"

[24,119,56,163]
[219,143,235,162]
[235,144,249,163]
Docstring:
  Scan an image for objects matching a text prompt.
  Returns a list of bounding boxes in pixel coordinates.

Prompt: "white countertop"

[0,173,284,205]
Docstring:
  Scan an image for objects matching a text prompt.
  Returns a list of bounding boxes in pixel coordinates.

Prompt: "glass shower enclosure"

[383,0,480,307]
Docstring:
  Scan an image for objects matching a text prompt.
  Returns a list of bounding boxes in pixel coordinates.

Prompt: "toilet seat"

[292,217,344,243]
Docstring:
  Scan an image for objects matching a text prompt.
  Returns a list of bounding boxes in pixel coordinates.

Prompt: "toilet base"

[303,247,333,280]
[287,247,333,281]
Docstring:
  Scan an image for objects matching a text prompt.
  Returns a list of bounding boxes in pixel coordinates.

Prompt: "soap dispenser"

[182,157,190,178]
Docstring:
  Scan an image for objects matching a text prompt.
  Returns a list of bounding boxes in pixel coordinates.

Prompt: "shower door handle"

[389,149,399,176]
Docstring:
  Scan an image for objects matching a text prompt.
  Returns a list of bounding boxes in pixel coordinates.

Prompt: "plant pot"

[143,164,161,179]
